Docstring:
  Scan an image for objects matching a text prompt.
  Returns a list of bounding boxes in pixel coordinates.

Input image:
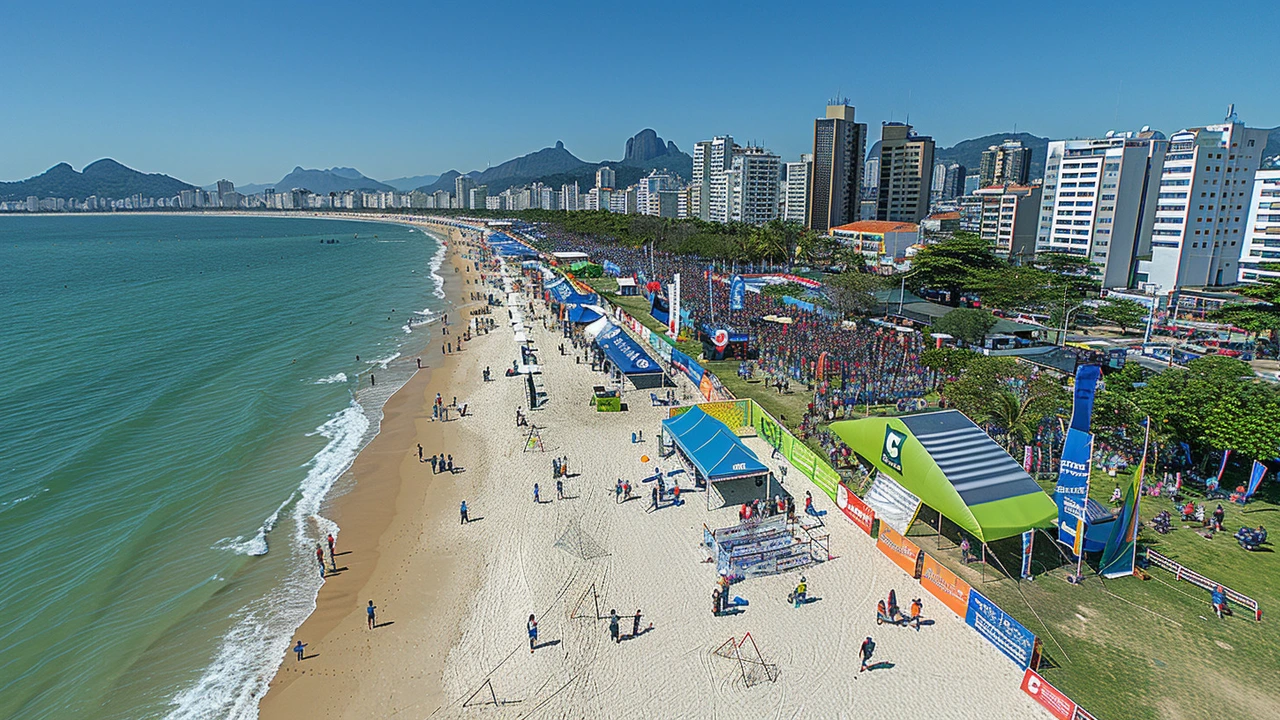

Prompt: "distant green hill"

[0,159,196,202]
[933,132,1051,181]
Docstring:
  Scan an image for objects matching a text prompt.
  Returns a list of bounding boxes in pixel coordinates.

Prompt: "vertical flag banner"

[1100,424,1148,578]
[1215,449,1231,485]
[1246,460,1266,500]
[1020,530,1034,579]
[1069,364,1101,433]
[1055,428,1094,554]
[1023,445,1033,473]
[668,272,681,338]
[730,274,745,311]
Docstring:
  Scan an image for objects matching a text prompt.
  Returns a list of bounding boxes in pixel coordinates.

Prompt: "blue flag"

[1055,428,1094,555]
[730,275,745,311]
[1070,364,1101,433]
[1246,460,1267,500]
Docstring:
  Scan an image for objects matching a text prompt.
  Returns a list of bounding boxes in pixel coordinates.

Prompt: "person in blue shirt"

[293,640,306,661]
[460,500,469,524]
[367,600,377,629]
[1211,586,1228,619]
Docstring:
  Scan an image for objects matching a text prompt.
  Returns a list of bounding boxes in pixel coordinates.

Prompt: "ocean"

[0,214,447,719]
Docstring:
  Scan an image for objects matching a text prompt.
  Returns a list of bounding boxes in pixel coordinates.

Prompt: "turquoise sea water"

[0,215,446,719]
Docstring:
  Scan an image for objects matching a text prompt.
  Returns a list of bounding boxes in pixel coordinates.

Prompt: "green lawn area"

[906,470,1280,720]
[599,289,704,358]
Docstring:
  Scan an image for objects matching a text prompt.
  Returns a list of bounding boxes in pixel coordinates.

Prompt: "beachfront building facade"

[974,184,1042,261]
[1238,168,1280,282]
[783,155,812,224]
[728,146,781,225]
[877,122,935,224]
[1137,117,1269,290]
[806,102,867,234]
[692,136,735,221]
[1037,130,1169,289]
[636,170,680,217]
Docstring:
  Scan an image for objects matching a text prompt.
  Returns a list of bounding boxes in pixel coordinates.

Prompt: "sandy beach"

[258,225,1051,719]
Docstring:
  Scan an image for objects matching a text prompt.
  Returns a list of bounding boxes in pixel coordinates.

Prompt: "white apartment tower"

[1139,112,1268,289]
[692,136,735,221]
[561,182,579,211]
[1237,168,1280,282]
[1037,129,1168,289]
[636,170,678,216]
[595,167,615,190]
[729,146,781,225]
[784,155,813,224]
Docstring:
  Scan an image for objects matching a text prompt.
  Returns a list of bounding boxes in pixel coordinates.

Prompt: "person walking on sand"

[326,534,336,569]
[315,544,326,574]
[430,454,439,474]
[460,500,469,524]
[632,609,642,638]
[367,600,377,629]
[527,614,538,653]
[533,483,540,503]
[293,640,306,661]
[609,610,620,643]
[615,479,623,503]
[417,443,423,462]
[556,478,564,500]
[859,636,875,672]
[447,454,454,473]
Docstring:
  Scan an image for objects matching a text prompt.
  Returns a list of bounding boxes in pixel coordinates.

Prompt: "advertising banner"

[965,589,1038,669]
[836,482,876,535]
[876,524,922,579]
[730,274,745,311]
[1246,459,1267,500]
[1069,364,1101,433]
[1055,428,1094,552]
[1020,530,1034,579]
[1021,669,1077,720]
[1023,445,1033,473]
[669,273,681,338]
[1100,452,1144,578]
[919,553,972,617]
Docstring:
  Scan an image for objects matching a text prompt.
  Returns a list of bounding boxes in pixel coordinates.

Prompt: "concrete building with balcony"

[876,122,934,223]
[1238,169,1280,282]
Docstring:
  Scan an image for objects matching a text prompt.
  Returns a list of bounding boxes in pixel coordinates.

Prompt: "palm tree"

[986,389,1035,452]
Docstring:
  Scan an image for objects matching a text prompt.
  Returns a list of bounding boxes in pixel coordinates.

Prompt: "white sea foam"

[165,402,369,720]
[313,373,348,385]
[0,487,47,511]
[212,494,294,557]
[429,237,447,299]
[367,352,400,369]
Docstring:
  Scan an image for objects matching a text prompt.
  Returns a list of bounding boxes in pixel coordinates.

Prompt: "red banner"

[919,553,972,617]
[876,524,922,578]
[1021,669,1076,720]
[836,482,875,535]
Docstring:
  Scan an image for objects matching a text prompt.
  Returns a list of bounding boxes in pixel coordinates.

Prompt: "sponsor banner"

[698,374,713,400]
[1069,364,1101,433]
[1246,459,1266,500]
[965,589,1038,669]
[730,274,745,310]
[876,524,922,579]
[1100,451,1144,578]
[919,553,972,617]
[1023,445,1033,473]
[881,426,907,473]
[836,482,876,535]
[1055,428,1094,550]
[1020,530,1034,579]
[669,273,681,338]
[1021,669,1077,720]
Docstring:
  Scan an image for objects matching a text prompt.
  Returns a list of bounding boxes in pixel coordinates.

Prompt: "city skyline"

[3,0,1279,185]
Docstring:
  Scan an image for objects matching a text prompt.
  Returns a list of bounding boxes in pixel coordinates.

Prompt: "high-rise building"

[637,170,679,216]
[728,146,781,225]
[596,166,615,190]
[806,102,867,234]
[692,136,735,221]
[561,182,579,211]
[876,123,935,223]
[942,164,967,201]
[979,139,1033,187]
[1138,112,1267,289]
[930,162,947,203]
[974,184,1043,260]
[784,154,813,224]
[468,185,488,210]
[455,176,476,210]
[1036,130,1168,288]
[1239,168,1280,283]
[216,179,234,207]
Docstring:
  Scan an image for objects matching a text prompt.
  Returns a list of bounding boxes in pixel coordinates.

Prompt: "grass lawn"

[600,290,705,359]
[906,471,1280,720]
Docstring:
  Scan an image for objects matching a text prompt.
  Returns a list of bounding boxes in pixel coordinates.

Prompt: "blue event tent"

[594,322,664,388]
[662,406,769,508]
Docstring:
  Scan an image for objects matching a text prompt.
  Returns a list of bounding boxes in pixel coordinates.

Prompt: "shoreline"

[257,223,486,718]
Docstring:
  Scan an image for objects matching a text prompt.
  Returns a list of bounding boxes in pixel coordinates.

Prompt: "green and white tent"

[830,410,1057,542]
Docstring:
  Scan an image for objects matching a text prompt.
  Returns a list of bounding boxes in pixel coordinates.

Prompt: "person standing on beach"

[527,614,538,653]
[615,479,623,504]
[430,454,439,474]
[460,500,469,524]
[859,636,875,672]
[326,534,336,569]
[556,478,564,500]
[651,486,659,510]
[632,610,642,638]
[417,444,423,462]
[447,454,454,473]
[534,483,540,503]
[293,640,306,661]
[370,374,376,387]
[609,610,620,643]
[315,544,326,576]
[367,600,377,629]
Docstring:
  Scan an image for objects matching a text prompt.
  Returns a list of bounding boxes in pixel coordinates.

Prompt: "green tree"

[824,271,886,317]
[1092,298,1149,334]
[932,308,998,346]
[909,233,1005,299]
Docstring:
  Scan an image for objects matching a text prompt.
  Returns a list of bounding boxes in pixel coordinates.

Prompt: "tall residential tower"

[806,102,867,234]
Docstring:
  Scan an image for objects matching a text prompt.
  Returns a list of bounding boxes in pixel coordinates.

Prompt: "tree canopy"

[932,307,997,346]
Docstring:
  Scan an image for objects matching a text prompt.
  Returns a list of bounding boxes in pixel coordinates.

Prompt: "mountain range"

[415,129,694,196]
[7,127,1279,203]
[0,159,196,202]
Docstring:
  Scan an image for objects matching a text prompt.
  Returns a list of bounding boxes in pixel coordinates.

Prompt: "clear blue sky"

[2,0,1277,186]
